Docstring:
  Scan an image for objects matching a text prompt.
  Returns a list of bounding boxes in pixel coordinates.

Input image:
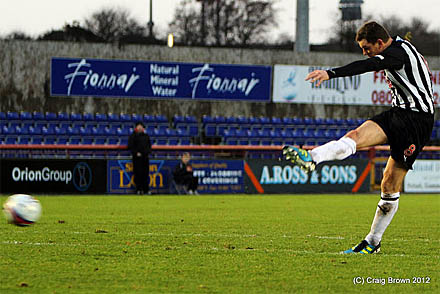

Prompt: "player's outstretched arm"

[305,70,329,87]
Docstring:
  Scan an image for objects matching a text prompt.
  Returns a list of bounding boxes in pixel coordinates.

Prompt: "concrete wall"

[1,39,439,119]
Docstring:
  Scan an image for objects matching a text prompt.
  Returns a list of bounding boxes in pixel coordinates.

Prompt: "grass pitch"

[0,194,439,293]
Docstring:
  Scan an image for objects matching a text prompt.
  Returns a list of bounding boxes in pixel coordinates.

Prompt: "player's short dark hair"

[356,21,391,43]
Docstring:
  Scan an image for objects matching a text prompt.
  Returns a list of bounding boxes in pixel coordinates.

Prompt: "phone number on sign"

[371,90,439,105]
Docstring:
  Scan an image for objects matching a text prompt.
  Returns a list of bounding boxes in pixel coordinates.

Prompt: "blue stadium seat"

[176,129,189,137]
[55,127,67,136]
[20,112,32,120]
[70,113,83,121]
[18,136,31,144]
[108,137,119,145]
[165,128,177,137]
[120,113,131,123]
[314,118,324,125]
[260,139,272,146]
[323,118,335,125]
[188,125,199,136]
[202,115,214,124]
[45,112,57,121]
[29,126,42,135]
[108,113,120,122]
[272,139,283,146]
[168,138,179,145]
[156,138,168,145]
[67,126,80,136]
[42,126,56,136]
[235,129,247,138]
[105,126,118,136]
[31,136,43,145]
[120,137,129,145]
[22,121,34,128]
[0,112,5,120]
[226,116,237,124]
[293,128,305,138]
[214,116,226,124]
[93,125,107,136]
[303,128,316,138]
[69,137,81,145]
[225,138,238,145]
[180,138,191,145]
[95,113,108,122]
[153,128,167,137]
[155,114,168,123]
[132,113,143,122]
[5,136,18,144]
[238,139,249,145]
[303,117,314,125]
[2,126,11,135]
[237,116,249,125]
[142,114,154,124]
[117,127,130,136]
[19,126,30,135]
[56,137,69,145]
[271,117,282,125]
[58,112,70,121]
[44,136,57,145]
[269,130,281,138]
[7,112,19,120]
[259,117,271,125]
[250,139,260,146]
[173,115,185,124]
[80,125,94,136]
[258,129,270,138]
[83,113,94,121]
[185,116,197,123]
[82,137,94,145]
[282,117,293,125]
[32,112,45,121]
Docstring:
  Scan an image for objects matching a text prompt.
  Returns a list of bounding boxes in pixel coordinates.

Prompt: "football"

[3,194,42,226]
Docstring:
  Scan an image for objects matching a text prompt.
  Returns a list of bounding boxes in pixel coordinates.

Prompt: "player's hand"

[305,70,329,87]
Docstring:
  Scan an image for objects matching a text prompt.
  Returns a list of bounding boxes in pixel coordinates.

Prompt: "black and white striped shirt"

[327,36,434,114]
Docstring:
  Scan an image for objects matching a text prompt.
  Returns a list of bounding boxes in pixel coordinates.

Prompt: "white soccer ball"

[3,194,42,226]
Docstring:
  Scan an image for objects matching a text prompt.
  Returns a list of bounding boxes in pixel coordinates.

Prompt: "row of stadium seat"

[0,135,191,146]
[202,115,367,127]
[2,111,440,146]
[0,124,197,137]
[0,111,170,123]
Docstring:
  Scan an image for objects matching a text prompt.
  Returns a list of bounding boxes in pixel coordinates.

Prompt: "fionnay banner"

[51,57,272,102]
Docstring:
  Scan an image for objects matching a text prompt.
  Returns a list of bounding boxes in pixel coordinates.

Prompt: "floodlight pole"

[148,0,154,39]
[295,0,310,53]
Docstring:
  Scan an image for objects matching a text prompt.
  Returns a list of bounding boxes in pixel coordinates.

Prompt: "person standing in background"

[128,122,152,195]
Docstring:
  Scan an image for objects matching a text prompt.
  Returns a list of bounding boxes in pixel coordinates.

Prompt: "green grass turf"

[0,194,439,293]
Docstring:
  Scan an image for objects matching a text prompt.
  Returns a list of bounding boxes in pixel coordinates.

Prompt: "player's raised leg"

[283,120,387,170]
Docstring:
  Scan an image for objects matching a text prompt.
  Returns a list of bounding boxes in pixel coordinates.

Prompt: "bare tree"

[170,0,277,46]
[327,14,439,56]
[84,7,146,42]
[4,31,32,40]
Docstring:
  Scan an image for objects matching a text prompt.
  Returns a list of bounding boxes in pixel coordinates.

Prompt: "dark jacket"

[173,162,192,183]
[127,131,152,157]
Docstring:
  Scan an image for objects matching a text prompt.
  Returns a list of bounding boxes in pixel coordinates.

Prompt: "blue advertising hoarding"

[51,57,271,101]
[107,159,244,194]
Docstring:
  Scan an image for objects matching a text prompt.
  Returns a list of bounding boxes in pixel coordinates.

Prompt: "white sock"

[365,192,400,246]
[309,137,356,165]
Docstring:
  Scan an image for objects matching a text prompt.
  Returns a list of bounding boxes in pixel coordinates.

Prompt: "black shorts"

[370,108,434,170]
